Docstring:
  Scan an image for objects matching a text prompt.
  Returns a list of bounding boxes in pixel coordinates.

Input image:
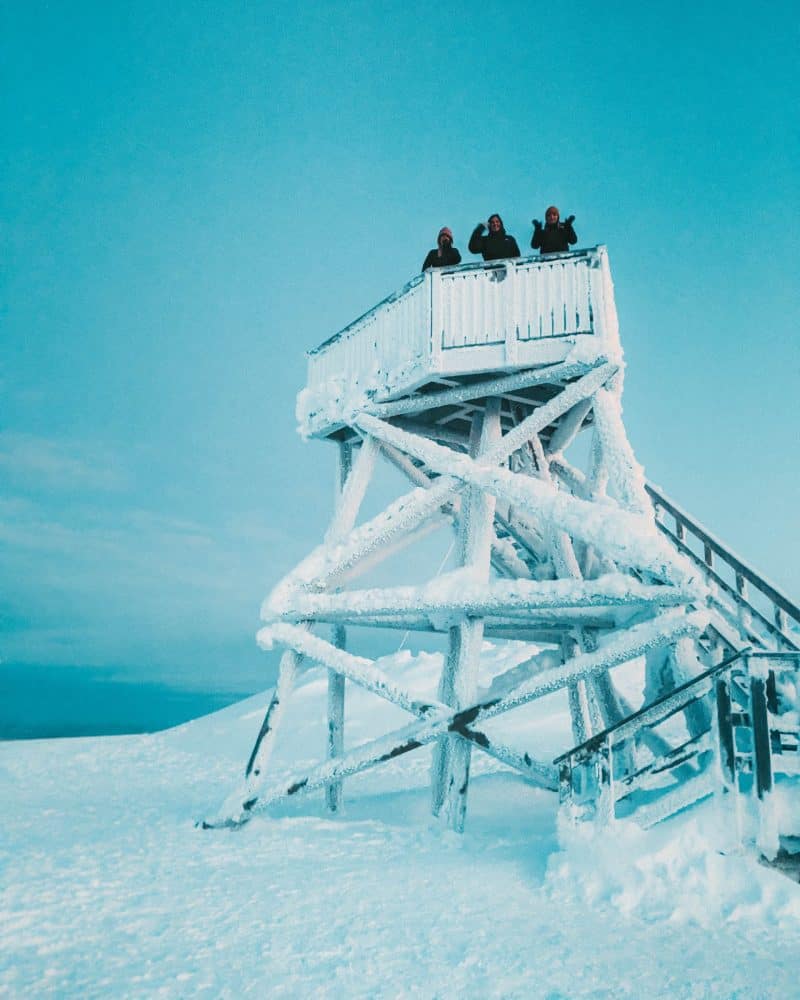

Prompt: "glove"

[532,219,542,229]
[476,222,486,233]
[565,215,575,226]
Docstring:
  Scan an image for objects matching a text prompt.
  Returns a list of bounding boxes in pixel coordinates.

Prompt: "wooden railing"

[303,248,611,429]
[555,651,800,848]
[646,482,800,651]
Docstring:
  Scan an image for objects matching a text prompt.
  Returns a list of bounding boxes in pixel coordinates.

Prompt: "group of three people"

[421,207,577,271]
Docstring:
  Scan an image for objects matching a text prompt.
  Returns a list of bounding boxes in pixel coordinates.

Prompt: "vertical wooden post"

[432,398,501,831]
[326,441,353,813]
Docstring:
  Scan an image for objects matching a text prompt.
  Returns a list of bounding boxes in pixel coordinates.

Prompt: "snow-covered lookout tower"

[206,248,800,857]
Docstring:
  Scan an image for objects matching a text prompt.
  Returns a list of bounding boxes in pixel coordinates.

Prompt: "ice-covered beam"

[263,575,697,624]
[484,363,619,466]
[266,476,461,611]
[206,609,706,827]
[591,387,651,514]
[354,413,698,587]
[258,623,446,718]
[325,435,379,544]
[368,360,603,419]
[378,441,530,580]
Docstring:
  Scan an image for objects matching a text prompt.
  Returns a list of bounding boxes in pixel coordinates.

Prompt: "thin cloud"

[0,432,128,492]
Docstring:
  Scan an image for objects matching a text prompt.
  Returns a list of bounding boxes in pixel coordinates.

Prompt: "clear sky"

[2,1,798,693]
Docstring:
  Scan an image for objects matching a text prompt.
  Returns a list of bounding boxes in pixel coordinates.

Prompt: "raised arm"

[468,224,486,254]
[531,219,543,250]
[564,215,577,246]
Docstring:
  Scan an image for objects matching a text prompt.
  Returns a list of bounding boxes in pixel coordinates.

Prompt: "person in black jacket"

[422,227,462,271]
[531,206,577,254]
[468,214,521,261]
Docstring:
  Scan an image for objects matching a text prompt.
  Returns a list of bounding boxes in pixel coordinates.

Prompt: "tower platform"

[299,247,618,442]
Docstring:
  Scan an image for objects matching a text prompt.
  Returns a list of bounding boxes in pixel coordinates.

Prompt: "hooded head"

[437,227,453,247]
[488,214,505,235]
[545,206,560,225]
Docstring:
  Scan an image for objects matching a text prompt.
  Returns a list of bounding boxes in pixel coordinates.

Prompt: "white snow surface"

[3,645,798,999]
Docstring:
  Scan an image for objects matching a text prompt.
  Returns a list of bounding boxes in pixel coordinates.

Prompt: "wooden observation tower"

[205,248,800,858]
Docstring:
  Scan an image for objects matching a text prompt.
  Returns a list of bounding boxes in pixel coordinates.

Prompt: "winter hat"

[438,227,453,243]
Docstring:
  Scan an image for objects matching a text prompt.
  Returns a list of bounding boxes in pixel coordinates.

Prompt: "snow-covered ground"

[3,646,799,999]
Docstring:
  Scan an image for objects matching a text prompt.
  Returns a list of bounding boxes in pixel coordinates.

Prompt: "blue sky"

[2,2,798,693]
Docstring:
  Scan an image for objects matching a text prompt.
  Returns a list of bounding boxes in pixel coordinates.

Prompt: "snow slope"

[2,646,799,999]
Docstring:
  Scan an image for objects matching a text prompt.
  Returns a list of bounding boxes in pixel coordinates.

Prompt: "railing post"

[504,262,518,367]
[427,268,441,373]
[749,656,779,857]
[595,739,615,826]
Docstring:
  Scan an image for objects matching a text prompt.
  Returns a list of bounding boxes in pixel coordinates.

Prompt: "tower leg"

[326,441,354,813]
[326,625,346,813]
[432,399,501,831]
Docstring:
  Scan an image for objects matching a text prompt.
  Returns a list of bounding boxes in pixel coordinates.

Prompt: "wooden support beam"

[549,456,589,498]
[368,359,603,419]
[268,475,461,608]
[391,418,470,449]
[267,576,695,625]
[204,610,706,827]
[547,398,593,456]
[326,625,346,813]
[484,363,618,467]
[434,399,502,832]
[259,622,445,718]
[591,387,650,514]
[377,441,529,581]
[325,439,368,812]
[354,413,689,586]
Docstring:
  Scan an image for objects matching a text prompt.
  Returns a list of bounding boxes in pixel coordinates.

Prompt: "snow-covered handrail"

[299,247,617,437]
[647,482,800,651]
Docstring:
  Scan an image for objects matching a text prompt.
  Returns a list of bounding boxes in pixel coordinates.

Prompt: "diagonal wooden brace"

[202,609,706,828]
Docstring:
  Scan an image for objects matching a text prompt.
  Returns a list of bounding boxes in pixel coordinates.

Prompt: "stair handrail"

[646,482,800,650]
[553,648,746,767]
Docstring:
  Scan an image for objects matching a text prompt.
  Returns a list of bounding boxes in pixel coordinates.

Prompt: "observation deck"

[298,246,621,440]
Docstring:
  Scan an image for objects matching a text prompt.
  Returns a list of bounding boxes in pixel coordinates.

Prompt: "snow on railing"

[647,483,800,652]
[300,247,614,435]
[556,651,800,853]
[436,252,595,350]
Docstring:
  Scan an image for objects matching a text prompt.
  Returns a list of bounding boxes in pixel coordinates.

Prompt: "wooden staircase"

[557,486,800,860]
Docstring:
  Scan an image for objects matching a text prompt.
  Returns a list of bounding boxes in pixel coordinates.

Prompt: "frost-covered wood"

[207,611,706,827]
[299,248,618,438]
[434,400,501,831]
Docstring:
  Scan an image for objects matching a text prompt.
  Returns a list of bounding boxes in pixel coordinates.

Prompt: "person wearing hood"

[468,214,521,261]
[422,227,462,271]
[531,206,577,254]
